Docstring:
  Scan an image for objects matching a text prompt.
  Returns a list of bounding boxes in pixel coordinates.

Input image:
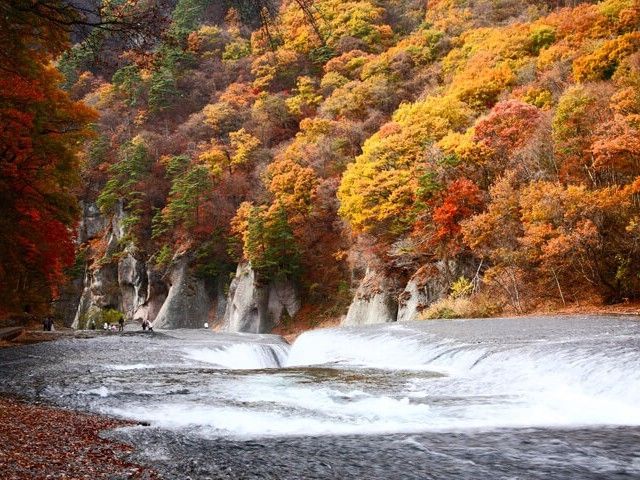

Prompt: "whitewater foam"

[14,316,640,438]
[183,342,289,369]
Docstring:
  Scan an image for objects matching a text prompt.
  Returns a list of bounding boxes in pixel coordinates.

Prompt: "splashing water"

[1,317,639,439]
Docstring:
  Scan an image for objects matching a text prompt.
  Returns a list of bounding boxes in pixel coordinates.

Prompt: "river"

[1,315,639,478]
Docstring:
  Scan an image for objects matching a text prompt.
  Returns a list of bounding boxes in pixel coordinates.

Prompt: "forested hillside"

[4,0,640,327]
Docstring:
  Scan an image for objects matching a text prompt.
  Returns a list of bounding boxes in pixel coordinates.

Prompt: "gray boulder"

[342,269,398,326]
[152,256,217,329]
[223,263,300,333]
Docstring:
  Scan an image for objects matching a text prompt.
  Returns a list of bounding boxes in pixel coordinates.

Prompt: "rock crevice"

[223,263,301,333]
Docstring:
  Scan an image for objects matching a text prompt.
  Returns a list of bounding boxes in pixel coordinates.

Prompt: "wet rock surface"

[1,317,639,479]
[115,426,640,480]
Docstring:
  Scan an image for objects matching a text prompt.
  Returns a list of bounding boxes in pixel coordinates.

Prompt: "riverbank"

[0,328,101,349]
[534,299,640,317]
[0,396,158,479]
[2,299,639,348]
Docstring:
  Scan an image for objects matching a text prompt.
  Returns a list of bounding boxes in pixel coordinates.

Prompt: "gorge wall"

[63,204,464,333]
[66,208,470,331]
[64,206,462,331]
[66,207,304,332]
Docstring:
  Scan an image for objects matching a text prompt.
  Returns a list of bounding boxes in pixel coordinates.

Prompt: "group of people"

[102,317,125,332]
[40,311,155,332]
[97,316,155,332]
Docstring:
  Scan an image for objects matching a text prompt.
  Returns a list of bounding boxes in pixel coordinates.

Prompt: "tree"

[431,178,483,256]
[552,85,611,183]
[338,95,472,237]
[153,160,215,242]
[96,136,152,243]
[232,203,301,281]
[266,157,318,226]
[474,100,544,156]
[573,32,640,83]
[0,1,97,314]
[285,76,323,117]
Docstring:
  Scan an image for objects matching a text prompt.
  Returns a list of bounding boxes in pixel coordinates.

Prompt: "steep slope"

[59,0,640,330]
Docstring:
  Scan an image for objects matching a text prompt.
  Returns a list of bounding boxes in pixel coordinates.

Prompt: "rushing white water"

[183,343,290,369]
[286,325,480,373]
[3,317,639,478]
[2,316,639,440]
[283,323,640,429]
[95,318,640,437]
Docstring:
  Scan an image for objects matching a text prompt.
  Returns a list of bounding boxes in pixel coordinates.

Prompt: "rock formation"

[68,205,300,331]
[68,204,471,331]
[341,259,476,326]
[152,256,223,329]
[223,263,300,333]
[342,269,399,326]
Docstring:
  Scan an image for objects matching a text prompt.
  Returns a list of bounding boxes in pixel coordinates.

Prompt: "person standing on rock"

[118,316,124,332]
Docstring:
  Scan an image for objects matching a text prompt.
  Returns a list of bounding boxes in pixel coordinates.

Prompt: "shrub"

[421,294,501,319]
[450,276,474,298]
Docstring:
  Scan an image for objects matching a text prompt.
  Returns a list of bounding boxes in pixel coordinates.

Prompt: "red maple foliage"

[0,4,96,314]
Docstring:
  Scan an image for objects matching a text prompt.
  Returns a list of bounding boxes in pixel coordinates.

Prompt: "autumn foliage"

[33,0,640,321]
[0,2,96,315]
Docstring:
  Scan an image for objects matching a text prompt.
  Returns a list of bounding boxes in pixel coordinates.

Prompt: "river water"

[1,315,639,478]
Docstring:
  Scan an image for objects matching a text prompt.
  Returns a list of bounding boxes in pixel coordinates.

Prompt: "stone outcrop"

[397,260,477,322]
[152,256,222,329]
[341,259,478,326]
[67,203,475,331]
[72,262,121,329]
[132,267,168,326]
[71,203,157,328]
[396,263,451,322]
[72,203,126,329]
[56,202,112,326]
[69,202,303,331]
[53,276,85,327]
[77,202,108,244]
[342,269,399,326]
[118,252,147,318]
[223,263,300,333]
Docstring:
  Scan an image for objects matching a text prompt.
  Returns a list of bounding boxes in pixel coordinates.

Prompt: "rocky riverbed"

[1,316,639,479]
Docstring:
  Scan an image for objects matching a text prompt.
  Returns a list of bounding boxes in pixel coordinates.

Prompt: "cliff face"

[71,203,161,329]
[342,269,399,326]
[340,259,477,326]
[65,205,467,331]
[152,255,225,329]
[67,207,302,331]
[223,262,301,333]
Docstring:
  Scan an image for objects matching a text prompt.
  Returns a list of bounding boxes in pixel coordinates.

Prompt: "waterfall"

[283,321,640,428]
[2,316,639,439]
[183,342,290,369]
